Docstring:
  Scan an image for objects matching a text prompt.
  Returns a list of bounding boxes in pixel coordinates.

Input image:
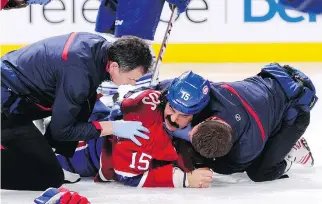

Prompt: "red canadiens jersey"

[96,90,180,187]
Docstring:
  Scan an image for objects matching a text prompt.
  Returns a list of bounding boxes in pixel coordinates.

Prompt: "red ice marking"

[221,84,266,141]
[62,32,78,61]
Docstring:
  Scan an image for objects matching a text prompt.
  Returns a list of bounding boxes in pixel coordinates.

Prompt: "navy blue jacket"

[1,32,111,142]
[158,75,291,164]
[208,77,290,163]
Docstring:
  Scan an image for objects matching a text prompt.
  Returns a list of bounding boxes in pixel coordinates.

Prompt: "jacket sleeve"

[50,68,101,141]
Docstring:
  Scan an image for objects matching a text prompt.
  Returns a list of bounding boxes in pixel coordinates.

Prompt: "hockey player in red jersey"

[95,71,214,188]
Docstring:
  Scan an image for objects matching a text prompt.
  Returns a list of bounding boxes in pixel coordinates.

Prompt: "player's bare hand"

[187,168,214,188]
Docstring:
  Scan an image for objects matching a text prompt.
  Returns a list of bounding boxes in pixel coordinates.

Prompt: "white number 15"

[181,91,190,101]
[129,152,152,171]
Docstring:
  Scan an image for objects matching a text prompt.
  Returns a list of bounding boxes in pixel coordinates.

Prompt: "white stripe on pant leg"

[137,171,149,188]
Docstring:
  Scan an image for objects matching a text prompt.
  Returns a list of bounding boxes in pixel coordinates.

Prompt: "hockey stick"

[150,5,178,86]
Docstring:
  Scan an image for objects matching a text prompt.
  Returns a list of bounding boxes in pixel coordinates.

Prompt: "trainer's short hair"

[107,36,152,73]
[191,119,233,158]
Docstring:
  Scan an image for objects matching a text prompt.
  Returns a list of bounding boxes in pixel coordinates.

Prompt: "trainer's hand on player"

[187,168,214,188]
[99,120,150,146]
[112,120,150,146]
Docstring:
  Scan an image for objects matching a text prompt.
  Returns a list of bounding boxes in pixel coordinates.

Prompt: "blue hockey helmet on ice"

[166,71,211,115]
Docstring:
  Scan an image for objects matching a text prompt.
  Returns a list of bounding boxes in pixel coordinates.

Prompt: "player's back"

[114,89,178,172]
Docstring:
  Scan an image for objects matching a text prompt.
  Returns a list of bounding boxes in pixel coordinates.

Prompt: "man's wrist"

[99,121,114,136]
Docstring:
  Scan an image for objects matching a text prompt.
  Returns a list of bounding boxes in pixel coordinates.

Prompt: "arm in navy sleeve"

[50,67,101,141]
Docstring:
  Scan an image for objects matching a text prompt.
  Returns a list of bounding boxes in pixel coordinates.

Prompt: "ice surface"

[1,63,322,204]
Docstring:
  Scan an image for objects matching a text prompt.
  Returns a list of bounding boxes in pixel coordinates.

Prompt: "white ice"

[1,63,322,204]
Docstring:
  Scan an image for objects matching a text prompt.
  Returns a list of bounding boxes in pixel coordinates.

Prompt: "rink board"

[1,43,322,63]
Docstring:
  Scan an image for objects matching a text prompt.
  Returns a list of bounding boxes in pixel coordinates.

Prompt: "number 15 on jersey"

[129,152,152,171]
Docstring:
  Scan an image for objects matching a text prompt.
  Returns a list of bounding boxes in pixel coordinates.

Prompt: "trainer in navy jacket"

[0,32,152,191]
[1,32,112,141]
[158,75,290,163]
[158,64,317,181]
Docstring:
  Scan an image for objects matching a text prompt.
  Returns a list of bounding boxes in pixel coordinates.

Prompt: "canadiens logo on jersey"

[141,91,161,111]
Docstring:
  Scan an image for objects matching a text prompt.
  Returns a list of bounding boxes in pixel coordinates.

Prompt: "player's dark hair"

[107,36,152,73]
[191,120,233,158]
